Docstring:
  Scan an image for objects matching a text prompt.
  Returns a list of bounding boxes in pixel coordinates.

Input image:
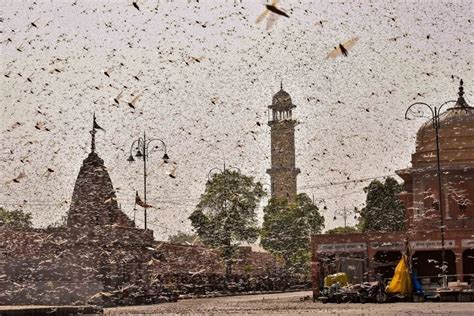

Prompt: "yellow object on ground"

[324,272,348,287]
[386,255,413,295]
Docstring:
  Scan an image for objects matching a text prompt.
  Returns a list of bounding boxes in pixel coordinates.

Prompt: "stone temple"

[0,115,155,305]
[0,115,284,306]
[67,116,134,228]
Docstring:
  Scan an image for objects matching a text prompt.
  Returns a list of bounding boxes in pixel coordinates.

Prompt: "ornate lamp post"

[404,79,470,289]
[207,162,241,281]
[332,207,357,228]
[127,132,169,230]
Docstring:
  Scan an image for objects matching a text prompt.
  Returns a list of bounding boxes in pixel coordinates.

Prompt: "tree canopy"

[260,193,324,273]
[326,226,359,234]
[189,169,265,276]
[168,232,202,245]
[358,177,405,232]
[0,207,33,228]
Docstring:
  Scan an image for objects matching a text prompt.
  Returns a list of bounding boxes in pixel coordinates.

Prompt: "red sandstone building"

[311,82,474,297]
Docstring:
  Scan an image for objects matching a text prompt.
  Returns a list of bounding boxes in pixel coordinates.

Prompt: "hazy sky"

[1,0,472,240]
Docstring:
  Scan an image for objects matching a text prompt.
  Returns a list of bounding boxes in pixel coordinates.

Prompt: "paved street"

[105,291,474,315]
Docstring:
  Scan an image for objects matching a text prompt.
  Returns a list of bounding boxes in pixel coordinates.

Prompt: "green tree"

[0,207,33,228]
[260,193,324,274]
[358,177,405,232]
[189,169,265,279]
[168,232,202,245]
[326,226,359,234]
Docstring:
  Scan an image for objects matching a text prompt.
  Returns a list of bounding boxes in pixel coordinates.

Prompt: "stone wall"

[0,226,284,305]
[150,243,282,277]
[0,225,154,305]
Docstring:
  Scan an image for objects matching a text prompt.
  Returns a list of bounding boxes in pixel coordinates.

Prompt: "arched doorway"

[317,252,367,285]
[462,249,474,283]
[373,251,402,280]
[412,250,456,284]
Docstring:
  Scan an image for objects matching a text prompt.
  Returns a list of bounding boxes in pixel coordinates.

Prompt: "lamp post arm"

[146,138,167,152]
[129,138,142,156]
[207,167,224,181]
[405,102,436,128]
[436,100,457,128]
[437,100,457,114]
[226,166,241,173]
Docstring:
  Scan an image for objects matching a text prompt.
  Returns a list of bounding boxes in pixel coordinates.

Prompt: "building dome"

[413,81,474,166]
[270,88,295,110]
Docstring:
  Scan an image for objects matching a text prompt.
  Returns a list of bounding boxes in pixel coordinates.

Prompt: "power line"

[298,173,398,190]
[0,175,394,207]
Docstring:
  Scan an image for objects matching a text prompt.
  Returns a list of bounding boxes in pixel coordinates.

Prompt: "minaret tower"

[266,83,300,202]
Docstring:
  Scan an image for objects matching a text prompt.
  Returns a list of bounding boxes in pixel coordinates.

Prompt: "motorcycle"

[358,280,388,303]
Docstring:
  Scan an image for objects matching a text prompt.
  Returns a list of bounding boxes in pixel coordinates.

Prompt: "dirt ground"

[104,291,474,315]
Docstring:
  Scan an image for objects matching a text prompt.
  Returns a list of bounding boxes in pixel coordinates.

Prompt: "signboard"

[317,242,366,253]
[370,241,404,251]
[462,239,474,249]
[409,240,455,250]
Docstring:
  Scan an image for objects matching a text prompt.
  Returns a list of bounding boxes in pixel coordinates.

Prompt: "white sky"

[1,0,473,240]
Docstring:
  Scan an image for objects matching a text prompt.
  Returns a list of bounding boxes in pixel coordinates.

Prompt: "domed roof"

[414,81,474,166]
[270,88,295,110]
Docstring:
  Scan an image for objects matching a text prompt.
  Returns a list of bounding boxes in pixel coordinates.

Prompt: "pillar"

[455,248,463,282]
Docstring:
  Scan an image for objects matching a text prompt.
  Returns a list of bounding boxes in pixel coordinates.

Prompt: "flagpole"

[91,113,96,153]
[133,192,137,226]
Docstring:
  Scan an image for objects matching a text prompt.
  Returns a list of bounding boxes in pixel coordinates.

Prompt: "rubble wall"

[0,227,284,305]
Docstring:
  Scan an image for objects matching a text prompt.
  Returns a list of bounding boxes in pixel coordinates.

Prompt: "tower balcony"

[266,167,301,175]
[267,119,299,127]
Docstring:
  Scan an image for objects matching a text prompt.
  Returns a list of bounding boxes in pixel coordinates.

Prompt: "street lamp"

[311,196,327,210]
[206,162,241,222]
[404,79,470,289]
[127,131,169,230]
[207,162,241,182]
[332,207,357,228]
[207,162,241,281]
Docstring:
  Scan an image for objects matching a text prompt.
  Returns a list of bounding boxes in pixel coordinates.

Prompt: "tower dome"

[270,88,295,110]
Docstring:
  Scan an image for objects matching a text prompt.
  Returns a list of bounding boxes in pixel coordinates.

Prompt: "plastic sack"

[324,272,349,287]
[386,255,413,295]
[411,271,424,294]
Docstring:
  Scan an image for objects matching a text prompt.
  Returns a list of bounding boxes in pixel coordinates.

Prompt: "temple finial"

[455,79,470,108]
[280,80,283,90]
